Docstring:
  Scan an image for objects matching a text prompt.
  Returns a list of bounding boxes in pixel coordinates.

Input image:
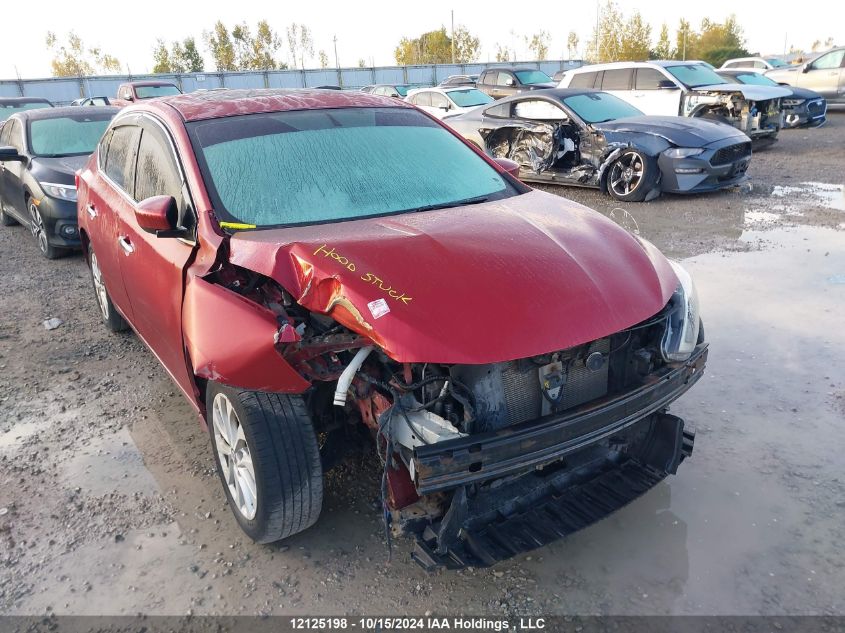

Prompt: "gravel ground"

[0,113,843,616]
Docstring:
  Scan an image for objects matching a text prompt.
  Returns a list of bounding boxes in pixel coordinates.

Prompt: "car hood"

[227,190,678,364]
[784,86,823,101]
[696,82,792,100]
[30,155,89,185]
[593,115,748,146]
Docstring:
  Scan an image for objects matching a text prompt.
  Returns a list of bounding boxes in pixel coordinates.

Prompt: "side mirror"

[657,80,679,90]
[505,78,516,87]
[440,103,450,110]
[801,64,811,73]
[0,146,26,162]
[135,195,177,234]
[494,157,521,179]
[124,93,134,101]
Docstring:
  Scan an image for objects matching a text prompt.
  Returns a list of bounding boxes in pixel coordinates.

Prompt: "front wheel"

[606,150,659,202]
[28,199,64,259]
[89,247,128,332]
[207,383,324,543]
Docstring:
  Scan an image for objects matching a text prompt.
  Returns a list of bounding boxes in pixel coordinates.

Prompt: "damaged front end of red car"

[186,190,707,569]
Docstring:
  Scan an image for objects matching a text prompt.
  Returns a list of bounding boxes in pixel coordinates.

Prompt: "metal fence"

[0,60,583,105]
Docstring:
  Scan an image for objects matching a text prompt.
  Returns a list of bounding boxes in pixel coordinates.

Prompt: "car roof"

[149,88,412,122]
[126,80,179,87]
[411,86,479,94]
[495,88,608,101]
[15,105,119,121]
[570,60,707,71]
[0,97,52,105]
[484,67,543,73]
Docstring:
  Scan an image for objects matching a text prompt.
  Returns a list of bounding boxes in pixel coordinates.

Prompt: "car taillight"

[74,172,79,189]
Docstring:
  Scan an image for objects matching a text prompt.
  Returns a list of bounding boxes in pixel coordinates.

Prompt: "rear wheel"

[89,247,128,332]
[606,150,658,202]
[207,382,323,543]
[0,199,17,226]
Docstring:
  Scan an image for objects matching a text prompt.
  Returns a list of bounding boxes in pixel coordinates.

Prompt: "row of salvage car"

[403,59,829,202]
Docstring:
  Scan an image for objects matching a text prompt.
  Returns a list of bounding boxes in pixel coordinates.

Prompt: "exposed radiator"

[453,338,611,431]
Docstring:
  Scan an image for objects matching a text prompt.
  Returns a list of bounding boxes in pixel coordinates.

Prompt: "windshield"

[1,101,51,121]
[395,85,411,97]
[28,112,114,157]
[187,107,515,228]
[665,63,728,88]
[135,85,181,99]
[562,92,643,123]
[766,58,787,67]
[730,72,778,87]
[515,70,553,85]
[448,88,493,107]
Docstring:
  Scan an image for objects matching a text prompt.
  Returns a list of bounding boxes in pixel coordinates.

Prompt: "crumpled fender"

[182,275,311,393]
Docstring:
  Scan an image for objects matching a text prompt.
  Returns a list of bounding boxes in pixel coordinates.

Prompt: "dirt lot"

[1,114,844,617]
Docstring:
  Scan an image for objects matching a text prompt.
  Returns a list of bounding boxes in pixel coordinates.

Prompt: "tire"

[88,246,129,332]
[606,150,659,202]
[27,197,64,259]
[206,382,323,543]
[0,199,17,226]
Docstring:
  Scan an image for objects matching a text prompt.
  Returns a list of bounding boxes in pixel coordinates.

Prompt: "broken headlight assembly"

[661,260,701,362]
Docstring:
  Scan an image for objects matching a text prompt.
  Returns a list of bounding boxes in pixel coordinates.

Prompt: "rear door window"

[601,68,633,90]
[104,125,141,197]
[415,92,432,107]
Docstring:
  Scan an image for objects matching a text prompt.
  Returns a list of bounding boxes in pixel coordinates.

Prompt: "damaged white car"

[558,60,791,142]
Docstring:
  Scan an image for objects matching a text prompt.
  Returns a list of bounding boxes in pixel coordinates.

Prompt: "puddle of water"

[59,428,161,496]
[744,210,780,226]
[771,182,845,211]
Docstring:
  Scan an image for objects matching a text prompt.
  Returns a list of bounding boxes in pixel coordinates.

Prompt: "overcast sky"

[3,0,842,79]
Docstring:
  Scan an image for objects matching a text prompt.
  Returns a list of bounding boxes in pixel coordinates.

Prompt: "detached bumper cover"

[784,98,827,128]
[413,344,708,494]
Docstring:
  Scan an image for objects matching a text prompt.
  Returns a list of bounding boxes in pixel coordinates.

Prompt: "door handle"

[86,204,97,219]
[118,236,134,255]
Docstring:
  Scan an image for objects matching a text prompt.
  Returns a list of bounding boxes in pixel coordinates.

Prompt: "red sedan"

[77,89,707,569]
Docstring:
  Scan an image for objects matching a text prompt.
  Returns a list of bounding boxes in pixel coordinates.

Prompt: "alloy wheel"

[28,202,48,254]
[90,251,110,321]
[212,393,258,520]
[609,151,644,197]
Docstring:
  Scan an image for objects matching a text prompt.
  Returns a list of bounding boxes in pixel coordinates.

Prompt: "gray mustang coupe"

[444,88,753,202]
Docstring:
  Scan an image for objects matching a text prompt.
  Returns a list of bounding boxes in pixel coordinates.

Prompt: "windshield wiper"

[402,195,489,213]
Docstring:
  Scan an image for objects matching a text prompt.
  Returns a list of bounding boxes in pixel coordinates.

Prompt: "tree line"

[589,1,835,67]
[45,20,328,77]
[43,12,837,78]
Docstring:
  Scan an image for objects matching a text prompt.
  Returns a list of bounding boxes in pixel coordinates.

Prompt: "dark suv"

[476,67,556,99]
